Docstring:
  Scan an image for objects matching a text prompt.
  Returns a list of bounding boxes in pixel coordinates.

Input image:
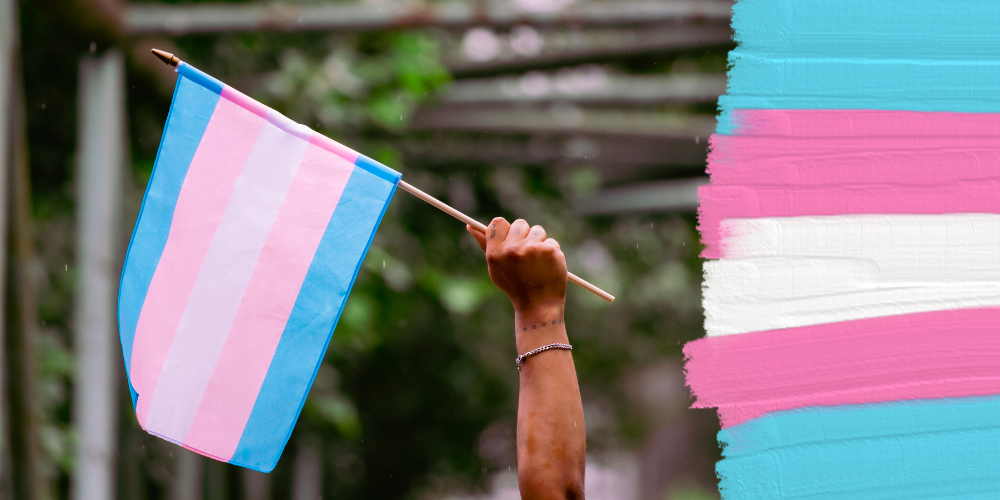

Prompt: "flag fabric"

[118,61,400,472]
[686,0,1000,498]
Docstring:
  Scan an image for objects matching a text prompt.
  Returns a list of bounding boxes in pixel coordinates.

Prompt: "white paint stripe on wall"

[145,121,310,441]
[705,214,1000,336]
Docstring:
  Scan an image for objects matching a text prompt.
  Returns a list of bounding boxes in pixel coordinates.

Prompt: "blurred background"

[0,0,732,498]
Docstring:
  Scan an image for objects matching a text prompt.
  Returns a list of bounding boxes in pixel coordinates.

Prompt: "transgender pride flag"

[118,61,399,471]
[686,1,1000,498]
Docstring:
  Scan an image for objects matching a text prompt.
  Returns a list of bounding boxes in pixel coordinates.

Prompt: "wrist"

[514,301,567,356]
[512,297,564,319]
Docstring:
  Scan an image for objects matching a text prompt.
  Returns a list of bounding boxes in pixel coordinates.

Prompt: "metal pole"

[72,50,125,500]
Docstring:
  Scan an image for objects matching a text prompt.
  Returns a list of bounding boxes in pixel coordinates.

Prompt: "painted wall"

[686,1,1000,498]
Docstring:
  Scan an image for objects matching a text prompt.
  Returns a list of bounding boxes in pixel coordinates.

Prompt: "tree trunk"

[6,39,43,500]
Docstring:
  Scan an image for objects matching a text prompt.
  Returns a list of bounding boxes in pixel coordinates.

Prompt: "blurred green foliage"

[261,33,450,131]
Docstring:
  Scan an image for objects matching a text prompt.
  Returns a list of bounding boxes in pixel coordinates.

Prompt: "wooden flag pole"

[150,49,615,303]
[396,181,615,302]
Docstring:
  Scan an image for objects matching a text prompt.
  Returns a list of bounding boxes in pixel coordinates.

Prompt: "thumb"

[467,225,487,252]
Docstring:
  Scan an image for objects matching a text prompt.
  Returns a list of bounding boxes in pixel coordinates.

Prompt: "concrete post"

[72,49,125,500]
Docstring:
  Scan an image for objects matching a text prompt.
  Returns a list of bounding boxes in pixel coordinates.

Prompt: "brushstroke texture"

[703,214,1000,335]
[718,395,1000,499]
[686,307,1000,427]
[718,0,1000,133]
[687,0,1000,497]
[700,110,1000,257]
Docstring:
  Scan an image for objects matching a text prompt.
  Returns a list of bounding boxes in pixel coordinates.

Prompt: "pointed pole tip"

[151,48,180,67]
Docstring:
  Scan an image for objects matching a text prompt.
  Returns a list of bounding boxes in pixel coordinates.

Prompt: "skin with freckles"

[468,218,586,500]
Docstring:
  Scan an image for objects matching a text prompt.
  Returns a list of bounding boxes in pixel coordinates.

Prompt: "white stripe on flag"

[704,214,1000,336]
[145,121,310,442]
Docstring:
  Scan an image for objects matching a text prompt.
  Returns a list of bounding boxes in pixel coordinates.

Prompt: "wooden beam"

[398,132,708,170]
[441,71,726,104]
[577,177,708,214]
[411,104,717,139]
[447,24,732,76]
[124,1,733,34]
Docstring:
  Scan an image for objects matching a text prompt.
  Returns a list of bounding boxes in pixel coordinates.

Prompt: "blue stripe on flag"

[229,167,398,472]
[354,154,402,183]
[718,395,1000,499]
[719,0,1000,133]
[117,75,221,407]
[176,61,225,95]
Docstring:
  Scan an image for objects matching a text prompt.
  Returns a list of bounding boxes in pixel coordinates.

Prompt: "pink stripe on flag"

[684,307,1000,428]
[143,119,310,442]
[310,134,360,164]
[131,98,265,427]
[221,86,270,119]
[182,145,355,460]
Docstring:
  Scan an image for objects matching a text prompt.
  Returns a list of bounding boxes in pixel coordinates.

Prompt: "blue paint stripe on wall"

[229,168,398,472]
[719,0,1000,133]
[732,0,1000,58]
[117,75,220,405]
[718,395,1000,499]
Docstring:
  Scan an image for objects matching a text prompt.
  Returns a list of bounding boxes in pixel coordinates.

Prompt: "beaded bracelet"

[515,343,573,371]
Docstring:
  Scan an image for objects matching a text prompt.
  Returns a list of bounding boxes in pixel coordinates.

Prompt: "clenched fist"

[467,217,567,312]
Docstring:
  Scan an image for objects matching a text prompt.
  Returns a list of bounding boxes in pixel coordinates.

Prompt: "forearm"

[515,303,586,500]
[466,218,585,498]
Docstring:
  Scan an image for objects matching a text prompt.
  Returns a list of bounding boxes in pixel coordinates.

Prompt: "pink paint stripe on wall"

[726,109,1000,138]
[700,109,1000,258]
[131,98,265,427]
[684,307,1000,428]
[698,182,1000,258]
[708,135,1000,187]
[182,145,355,460]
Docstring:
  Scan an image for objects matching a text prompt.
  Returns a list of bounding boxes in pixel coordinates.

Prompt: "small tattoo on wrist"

[516,317,563,334]
[490,224,496,238]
